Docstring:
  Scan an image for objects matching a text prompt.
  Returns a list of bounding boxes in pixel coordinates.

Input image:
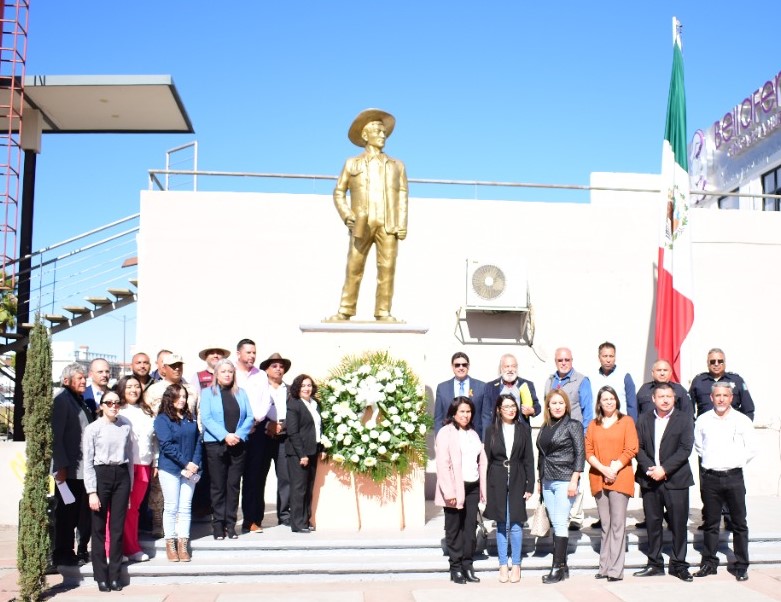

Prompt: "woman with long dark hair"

[483,393,534,582]
[585,385,638,581]
[536,389,585,584]
[434,396,487,584]
[199,359,255,540]
[285,374,324,533]
[83,389,133,592]
[154,384,201,563]
[115,375,156,562]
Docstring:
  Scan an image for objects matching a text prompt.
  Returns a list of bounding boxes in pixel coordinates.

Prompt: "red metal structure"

[0,1,28,286]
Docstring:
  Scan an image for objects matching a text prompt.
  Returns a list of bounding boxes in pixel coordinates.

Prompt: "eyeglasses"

[556,358,572,362]
[709,359,725,365]
[453,362,469,368]
[102,400,121,407]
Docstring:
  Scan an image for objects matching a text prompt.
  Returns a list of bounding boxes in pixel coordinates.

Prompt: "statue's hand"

[345,217,355,232]
[396,229,407,240]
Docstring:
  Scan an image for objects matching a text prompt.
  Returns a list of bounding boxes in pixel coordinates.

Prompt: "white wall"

[137,174,781,433]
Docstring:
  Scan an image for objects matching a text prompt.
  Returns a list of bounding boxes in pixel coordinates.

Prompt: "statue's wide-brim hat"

[348,108,396,147]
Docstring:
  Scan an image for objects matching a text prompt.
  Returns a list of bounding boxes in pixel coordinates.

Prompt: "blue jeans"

[496,497,522,565]
[542,479,575,537]
[159,469,196,539]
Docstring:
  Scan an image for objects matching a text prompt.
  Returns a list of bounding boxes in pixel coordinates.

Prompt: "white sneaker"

[128,552,149,562]
[106,555,130,563]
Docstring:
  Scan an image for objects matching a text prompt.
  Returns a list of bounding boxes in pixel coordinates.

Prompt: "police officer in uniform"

[688,348,754,421]
[636,360,693,416]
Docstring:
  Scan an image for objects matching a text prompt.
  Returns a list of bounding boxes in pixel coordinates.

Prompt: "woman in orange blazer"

[585,385,639,581]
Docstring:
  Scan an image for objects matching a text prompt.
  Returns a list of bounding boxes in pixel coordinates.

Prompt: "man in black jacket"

[633,383,694,582]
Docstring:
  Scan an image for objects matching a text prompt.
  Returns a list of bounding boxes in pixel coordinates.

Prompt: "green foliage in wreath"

[318,350,432,482]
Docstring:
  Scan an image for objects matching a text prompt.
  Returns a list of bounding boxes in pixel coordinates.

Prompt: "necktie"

[459,381,465,396]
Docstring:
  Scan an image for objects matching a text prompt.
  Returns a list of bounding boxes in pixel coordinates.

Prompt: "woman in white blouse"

[82,389,133,592]
[116,375,157,562]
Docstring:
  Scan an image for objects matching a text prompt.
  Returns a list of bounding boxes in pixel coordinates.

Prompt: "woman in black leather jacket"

[536,389,585,584]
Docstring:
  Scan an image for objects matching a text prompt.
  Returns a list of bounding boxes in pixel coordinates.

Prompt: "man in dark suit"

[82,357,111,417]
[434,352,486,438]
[51,363,94,566]
[481,353,540,437]
[634,382,694,582]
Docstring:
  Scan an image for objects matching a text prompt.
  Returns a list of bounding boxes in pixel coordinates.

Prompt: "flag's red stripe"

[655,247,694,382]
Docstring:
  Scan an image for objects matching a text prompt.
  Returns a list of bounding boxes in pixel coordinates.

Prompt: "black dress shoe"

[694,565,717,577]
[671,570,693,582]
[591,520,602,529]
[633,566,665,577]
[291,527,310,533]
[97,581,111,592]
[226,526,238,539]
[109,580,123,591]
[635,520,647,529]
[735,570,748,581]
[595,573,607,579]
[450,569,466,584]
[568,522,581,531]
[607,576,622,582]
[463,568,480,582]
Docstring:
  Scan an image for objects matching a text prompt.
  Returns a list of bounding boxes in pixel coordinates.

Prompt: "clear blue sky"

[24,1,780,361]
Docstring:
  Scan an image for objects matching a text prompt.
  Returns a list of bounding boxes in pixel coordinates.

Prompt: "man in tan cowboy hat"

[245,352,294,528]
[189,345,231,390]
[328,108,408,322]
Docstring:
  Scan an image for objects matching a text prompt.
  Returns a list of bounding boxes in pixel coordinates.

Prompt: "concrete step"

[59,522,781,585]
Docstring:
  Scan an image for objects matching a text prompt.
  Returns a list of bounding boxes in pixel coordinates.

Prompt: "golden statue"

[327,109,408,322]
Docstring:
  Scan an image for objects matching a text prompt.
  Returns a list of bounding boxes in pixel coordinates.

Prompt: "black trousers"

[205,440,246,529]
[243,425,290,524]
[91,465,131,583]
[287,453,317,531]
[700,468,749,570]
[443,480,479,571]
[641,485,689,572]
[53,477,88,563]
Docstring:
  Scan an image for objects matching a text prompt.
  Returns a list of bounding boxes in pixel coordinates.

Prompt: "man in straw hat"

[327,108,408,322]
[189,345,231,391]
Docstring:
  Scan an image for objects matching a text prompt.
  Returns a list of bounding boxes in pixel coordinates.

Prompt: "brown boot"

[165,538,179,562]
[177,538,191,562]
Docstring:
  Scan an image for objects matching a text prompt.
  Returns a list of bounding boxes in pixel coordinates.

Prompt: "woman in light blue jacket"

[199,359,255,539]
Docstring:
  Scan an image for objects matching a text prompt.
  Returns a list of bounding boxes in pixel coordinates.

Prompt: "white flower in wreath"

[392,427,402,436]
[418,424,427,435]
[343,436,352,446]
[391,415,401,425]
[390,452,400,461]
[403,402,412,410]
[355,446,365,456]
[378,445,387,454]
[368,443,377,451]
[361,434,370,443]
[376,368,393,381]
[332,453,345,463]
[381,419,391,428]
[321,436,332,448]
[365,419,377,430]
[335,433,344,442]
[364,457,377,467]
[369,430,379,439]
[350,454,360,463]
[379,431,391,443]
[387,406,399,415]
[415,384,424,397]
[333,414,342,423]
[384,382,397,394]
[404,423,415,434]
[394,367,403,378]
[358,364,371,375]
[408,413,418,423]
[336,423,348,435]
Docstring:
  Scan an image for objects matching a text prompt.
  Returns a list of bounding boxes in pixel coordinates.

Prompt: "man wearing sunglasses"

[433,352,486,438]
[689,349,755,421]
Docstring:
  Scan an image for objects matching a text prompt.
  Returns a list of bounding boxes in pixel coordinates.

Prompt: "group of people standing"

[433,346,757,585]
[51,340,324,591]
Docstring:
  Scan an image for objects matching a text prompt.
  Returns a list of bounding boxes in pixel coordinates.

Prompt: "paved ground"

[3,495,781,601]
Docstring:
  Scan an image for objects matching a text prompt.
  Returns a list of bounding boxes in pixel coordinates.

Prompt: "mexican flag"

[655,17,694,383]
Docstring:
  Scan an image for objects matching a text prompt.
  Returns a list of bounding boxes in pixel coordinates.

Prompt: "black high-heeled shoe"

[463,568,481,582]
[450,569,466,584]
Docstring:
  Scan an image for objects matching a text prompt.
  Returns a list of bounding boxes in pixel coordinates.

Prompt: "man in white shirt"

[83,358,111,417]
[693,382,756,582]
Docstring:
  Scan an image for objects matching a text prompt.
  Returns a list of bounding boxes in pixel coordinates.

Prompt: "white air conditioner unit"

[465,259,528,311]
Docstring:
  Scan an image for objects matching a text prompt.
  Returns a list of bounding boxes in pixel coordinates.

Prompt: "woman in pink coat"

[435,396,487,584]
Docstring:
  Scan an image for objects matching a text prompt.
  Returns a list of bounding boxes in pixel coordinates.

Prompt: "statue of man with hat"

[327,108,408,322]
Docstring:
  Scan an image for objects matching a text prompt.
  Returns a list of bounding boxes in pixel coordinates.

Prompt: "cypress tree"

[17,319,53,601]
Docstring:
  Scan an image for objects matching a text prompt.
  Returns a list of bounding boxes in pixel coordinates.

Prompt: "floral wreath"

[318,350,432,482]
